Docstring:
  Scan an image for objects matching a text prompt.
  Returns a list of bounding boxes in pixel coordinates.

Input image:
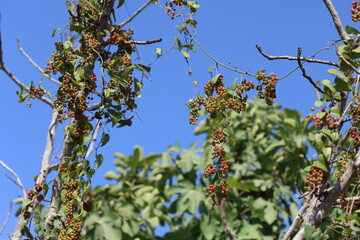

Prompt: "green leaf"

[95,154,104,169]
[330,106,340,117]
[321,79,336,93]
[100,133,110,147]
[264,203,277,225]
[21,226,34,238]
[174,37,183,49]
[117,0,125,8]
[314,98,325,107]
[346,26,360,36]
[181,50,190,58]
[209,74,221,85]
[334,77,352,92]
[104,171,118,180]
[327,69,346,79]
[43,183,49,196]
[304,225,314,240]
[65,1,74,15]
[52,28,61,37]
[321,129,336,142]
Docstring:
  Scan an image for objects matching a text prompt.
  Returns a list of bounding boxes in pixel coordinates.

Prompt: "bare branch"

[255,45,339,67]
[322,0,350,41]
[0,201,13,235]
[16,38,61,85]
[282,200,309,240]
[119,0,153,28]
[0,161,26,197]
[36,109,58,186]
[219,198,238,240]
[297,47,325,94]
[131,38,162,45]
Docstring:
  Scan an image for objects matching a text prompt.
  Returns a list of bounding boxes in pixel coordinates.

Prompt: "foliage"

[82,99,310,240]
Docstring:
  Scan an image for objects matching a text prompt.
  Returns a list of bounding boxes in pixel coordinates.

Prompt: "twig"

[131,38,162,45]
[0,161,26,197]
[322,0,350,42]
[255,45,338,67]
[191,37,254,77]
[0,201,13,235]
[119,0,153,28]
[16,38,61,85]
[297,47,325,94]
[219,198,238,240]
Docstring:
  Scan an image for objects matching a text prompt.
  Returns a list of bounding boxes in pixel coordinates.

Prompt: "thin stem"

[119,0,153,28]
[0,161,26,197]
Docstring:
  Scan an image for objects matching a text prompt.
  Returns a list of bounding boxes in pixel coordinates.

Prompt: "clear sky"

[0,0,353,237]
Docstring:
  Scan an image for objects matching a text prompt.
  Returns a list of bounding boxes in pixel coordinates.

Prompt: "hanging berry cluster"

[255,71,278,105]
[203,129,231,208]
[351,1,360,22]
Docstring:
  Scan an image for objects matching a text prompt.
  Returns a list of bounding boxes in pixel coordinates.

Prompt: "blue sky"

[0,0,354,237]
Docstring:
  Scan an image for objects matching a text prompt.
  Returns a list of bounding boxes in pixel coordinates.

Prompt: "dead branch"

[255,45,338,67]
[297,47,325,94]
[131,38,162,45]
[119,0,153,28]
[219,198,238,240]
[0,161,26,197]
[16,38,61,85]
[0,201,13,236]
[322,0,350,42]
[282,200,309,240]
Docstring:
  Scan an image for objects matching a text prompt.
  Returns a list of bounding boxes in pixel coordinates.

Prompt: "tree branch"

[131,38,162,45]
[255,45,339,67]
[322,0,350,41]
[0,161,26,197]
[0,201,13,236]
[84,120,102,160]
[219,198,238,240]
[16,38,61,85]
[282,200,309,240]
[297,47,325,94]
[119,0,153,28]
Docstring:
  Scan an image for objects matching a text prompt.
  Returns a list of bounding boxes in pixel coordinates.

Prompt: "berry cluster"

[306,109,338,129]
[351,1,360,22]
[59,179,83,240]
[255,72,277,106]
[337,192,349,209]
[210,129,227,159]
[165,0,184,19]
[349,127,360,146]
[305,166,328,190]
[205,181,229,207]
[186,96,203,125]
[335,154,350,178]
